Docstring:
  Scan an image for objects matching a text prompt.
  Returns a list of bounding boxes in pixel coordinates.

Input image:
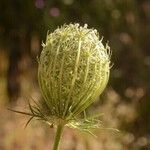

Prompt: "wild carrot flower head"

[10,24,112,132]
[38,23,111,121]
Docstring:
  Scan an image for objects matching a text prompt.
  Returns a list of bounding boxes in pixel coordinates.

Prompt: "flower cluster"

[38,23,110,122]
[10,23,111,132]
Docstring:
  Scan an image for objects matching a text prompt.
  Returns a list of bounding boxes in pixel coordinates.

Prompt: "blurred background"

[0,0,149,149]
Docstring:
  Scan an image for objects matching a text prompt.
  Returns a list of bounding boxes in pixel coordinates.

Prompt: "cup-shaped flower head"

[38,23,111,120]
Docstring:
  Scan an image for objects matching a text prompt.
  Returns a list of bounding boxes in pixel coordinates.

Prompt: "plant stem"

[53,124,64,150]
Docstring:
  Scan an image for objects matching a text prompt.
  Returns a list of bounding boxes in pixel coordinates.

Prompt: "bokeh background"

[0,0,149,150]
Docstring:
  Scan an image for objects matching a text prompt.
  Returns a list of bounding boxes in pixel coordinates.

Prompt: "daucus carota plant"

[10,23,112,150]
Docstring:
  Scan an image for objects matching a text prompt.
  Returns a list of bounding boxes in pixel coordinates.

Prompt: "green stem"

[53,124,64,150]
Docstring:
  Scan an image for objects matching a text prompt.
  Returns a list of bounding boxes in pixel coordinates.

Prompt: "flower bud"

[38,23,111,120]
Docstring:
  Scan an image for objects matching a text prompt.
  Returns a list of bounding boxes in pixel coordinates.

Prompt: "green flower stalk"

[9,23,111,150]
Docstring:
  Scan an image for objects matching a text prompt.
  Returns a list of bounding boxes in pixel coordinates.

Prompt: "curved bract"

[38,23,111,120]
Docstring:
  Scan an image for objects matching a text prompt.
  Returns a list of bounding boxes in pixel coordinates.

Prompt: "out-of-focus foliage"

[0,0,149,149]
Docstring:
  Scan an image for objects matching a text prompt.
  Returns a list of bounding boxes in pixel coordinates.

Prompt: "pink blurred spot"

[35,0,45,9]
[49,7,60,17]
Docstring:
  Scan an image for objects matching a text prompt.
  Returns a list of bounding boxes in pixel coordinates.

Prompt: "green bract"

[38,23,111,121]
